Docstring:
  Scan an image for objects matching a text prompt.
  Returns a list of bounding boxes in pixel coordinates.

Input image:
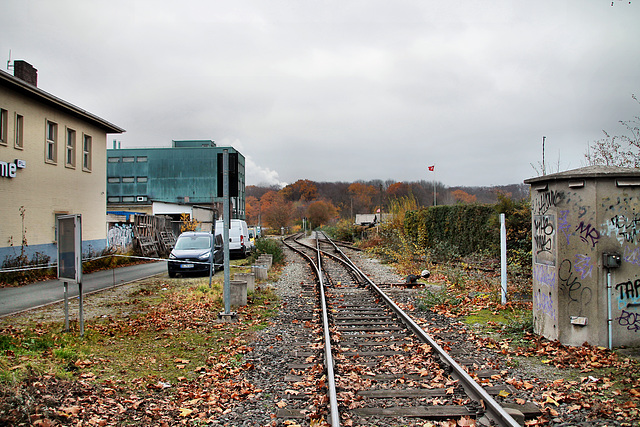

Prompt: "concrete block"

[229,280,247,306]
[252,264,268,281]
[234,272,255,292]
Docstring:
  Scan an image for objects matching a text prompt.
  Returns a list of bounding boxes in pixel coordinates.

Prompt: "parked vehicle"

[215,219,252,258]
[168,232,223,278]
[248,225,261,244]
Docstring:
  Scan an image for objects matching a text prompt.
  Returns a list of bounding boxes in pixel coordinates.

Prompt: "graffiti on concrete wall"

[609,213,640,245]
[615,278,640,310]
[558,258,592,317]
[533,263,557,321]
[623,245,640,266]
[108,223,133,251]
[533,214,556,266]
[574,253,595,279]
[557,209,572,245]
[618,309,640,332]
[532,190,564,215]
[534,288,556,321]
[575,221,601,248]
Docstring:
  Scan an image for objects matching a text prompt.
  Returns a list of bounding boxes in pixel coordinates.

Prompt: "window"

[15,114,23,148]
[107,177,120,183]
[107,196,120,203]
[122,196,135,203]
[66,128,76,167]
[122,177,135,183]
[137,156,148,162]
[83,134,92,171]
[107,157,120,163]
[122,156,135,163]
[46,120,58,163]
[137,176,148,183]
[136,196,148,202]
[0,109,7,145]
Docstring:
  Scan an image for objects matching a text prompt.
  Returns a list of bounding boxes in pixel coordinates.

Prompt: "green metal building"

[106,140,245,221]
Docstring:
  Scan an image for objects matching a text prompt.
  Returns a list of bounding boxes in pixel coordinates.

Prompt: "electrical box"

[603,253,621,269]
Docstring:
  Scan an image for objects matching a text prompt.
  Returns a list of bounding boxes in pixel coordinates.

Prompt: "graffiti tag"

[617,309,640,333]
[575,221,600,248]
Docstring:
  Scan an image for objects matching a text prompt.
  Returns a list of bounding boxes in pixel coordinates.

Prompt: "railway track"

[280,231,535,427]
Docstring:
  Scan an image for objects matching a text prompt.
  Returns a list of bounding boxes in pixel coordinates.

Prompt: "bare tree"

[585,94,640,167]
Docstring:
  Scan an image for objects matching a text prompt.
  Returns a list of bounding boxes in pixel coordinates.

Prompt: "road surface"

[0,261,167,318]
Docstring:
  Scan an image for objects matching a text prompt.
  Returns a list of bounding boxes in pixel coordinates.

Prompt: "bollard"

[234,273,255,293]
[252,264,268,281]
[260,254,273,270]
[229,280,247,306]
[257,255,272,270]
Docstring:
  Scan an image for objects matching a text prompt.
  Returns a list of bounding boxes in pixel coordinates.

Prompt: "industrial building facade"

[106,140,246,234]
[0,61,124,264]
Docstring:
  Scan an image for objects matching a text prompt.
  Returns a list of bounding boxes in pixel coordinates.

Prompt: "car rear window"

[175,236,211,250]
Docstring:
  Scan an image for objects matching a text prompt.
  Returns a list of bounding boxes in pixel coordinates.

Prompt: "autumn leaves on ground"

[1,240,640,426]
[0,274,280,426]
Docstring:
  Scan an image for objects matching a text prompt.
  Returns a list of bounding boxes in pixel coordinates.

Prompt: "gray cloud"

[2,0,638,187]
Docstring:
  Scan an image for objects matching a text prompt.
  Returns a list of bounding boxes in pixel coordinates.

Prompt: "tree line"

[245,179,528,231]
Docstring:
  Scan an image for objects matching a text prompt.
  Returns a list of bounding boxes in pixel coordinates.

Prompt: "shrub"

[253,238,284,266]
[0,252,53,287]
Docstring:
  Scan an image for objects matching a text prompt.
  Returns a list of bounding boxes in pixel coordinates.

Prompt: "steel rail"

[316,231,521,427]
[282,235,341,426]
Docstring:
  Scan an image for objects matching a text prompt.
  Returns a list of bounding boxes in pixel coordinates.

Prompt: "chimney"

[13,60,38,86]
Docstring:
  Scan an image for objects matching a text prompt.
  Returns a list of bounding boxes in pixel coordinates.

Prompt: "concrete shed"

[524,166,640,348]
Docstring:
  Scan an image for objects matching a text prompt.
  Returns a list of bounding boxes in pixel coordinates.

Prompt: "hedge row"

[404,198,531,260]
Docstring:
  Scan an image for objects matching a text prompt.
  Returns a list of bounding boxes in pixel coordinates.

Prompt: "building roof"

[0,68,125,134]
[524,165,640,184]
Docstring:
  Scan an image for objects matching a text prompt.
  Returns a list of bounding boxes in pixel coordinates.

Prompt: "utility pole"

[542,136,546,176]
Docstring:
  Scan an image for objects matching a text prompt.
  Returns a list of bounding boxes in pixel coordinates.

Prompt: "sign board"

[57,214,82,284]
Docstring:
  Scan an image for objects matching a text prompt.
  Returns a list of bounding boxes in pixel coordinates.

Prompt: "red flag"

[428,165,435,171]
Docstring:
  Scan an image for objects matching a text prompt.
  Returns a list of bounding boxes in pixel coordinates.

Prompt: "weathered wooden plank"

[502,402,543,418]
[276,408,309,418]
[352,405,475,418]
[358,388,451,398]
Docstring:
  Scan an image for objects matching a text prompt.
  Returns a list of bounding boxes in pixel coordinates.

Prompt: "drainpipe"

[607,267,613,350]
[603,253,621,350]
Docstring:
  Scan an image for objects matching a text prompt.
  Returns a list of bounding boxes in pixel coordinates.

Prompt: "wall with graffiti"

[107,223,134,252]
[527,169,640,348]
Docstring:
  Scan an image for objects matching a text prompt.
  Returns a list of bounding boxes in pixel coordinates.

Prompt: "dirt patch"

[0,275,211,329]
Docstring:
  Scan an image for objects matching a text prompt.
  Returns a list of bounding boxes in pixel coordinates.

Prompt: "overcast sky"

[2,0,638,187]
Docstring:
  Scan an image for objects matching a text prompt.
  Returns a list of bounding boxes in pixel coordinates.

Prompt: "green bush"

[405,205,499,258]
[329,219,363,243]
[253,237,285,266]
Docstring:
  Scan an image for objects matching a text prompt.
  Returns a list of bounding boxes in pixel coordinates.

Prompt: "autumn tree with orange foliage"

[348,182,378,213]
[260,191,293,230]
[281,179,318,202]
[386,182,411,199]
[451,189,477,204]
[306,200,339,228]
[245,195,260,225]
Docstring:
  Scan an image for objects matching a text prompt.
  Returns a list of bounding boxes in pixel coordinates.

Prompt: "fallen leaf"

[179,408,193,417]
[545,396,559,406]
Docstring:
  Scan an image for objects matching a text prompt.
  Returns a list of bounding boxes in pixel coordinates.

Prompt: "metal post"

[64,281,69,332]
[607,269,613,349]
[500,213,507,305]
[223,149,231,315]
[78,282,84,336]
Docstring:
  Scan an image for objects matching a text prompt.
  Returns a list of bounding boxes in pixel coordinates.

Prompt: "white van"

[215,219,252,258]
